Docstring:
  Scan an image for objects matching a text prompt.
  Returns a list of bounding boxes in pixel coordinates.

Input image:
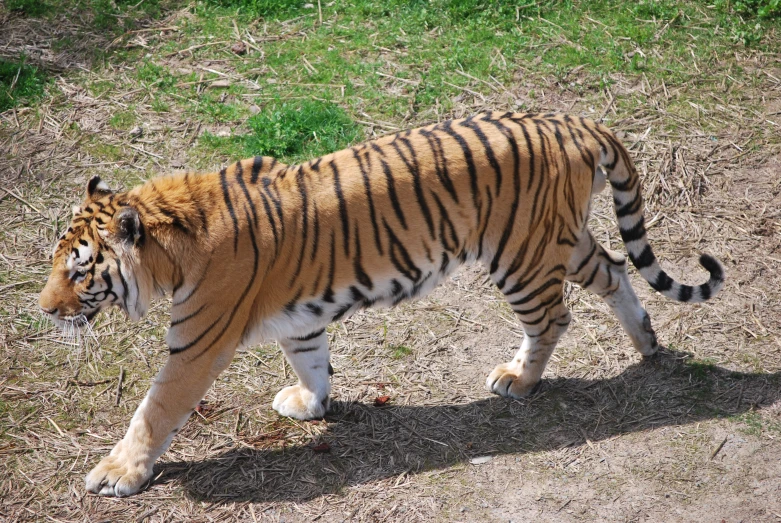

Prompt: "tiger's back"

[225,112,603,342]
[39,111,723,497]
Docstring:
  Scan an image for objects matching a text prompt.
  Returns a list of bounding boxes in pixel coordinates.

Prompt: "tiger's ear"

[114,207,144,246]
[86,176,113,201]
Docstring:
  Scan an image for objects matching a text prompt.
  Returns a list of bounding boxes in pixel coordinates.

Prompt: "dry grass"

[2,6,781,523]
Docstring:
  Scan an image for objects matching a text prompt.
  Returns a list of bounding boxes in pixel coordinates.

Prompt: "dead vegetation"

[1,5,781,523]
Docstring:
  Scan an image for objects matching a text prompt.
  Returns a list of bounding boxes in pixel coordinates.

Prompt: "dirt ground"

[2,9,781,523]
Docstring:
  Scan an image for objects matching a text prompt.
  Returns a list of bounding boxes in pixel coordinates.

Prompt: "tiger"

[39,111,724,496]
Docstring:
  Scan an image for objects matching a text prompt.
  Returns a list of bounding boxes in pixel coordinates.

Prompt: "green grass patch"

[83,139,125,162]
[169,0,781,126]
[201,0,305,19]
[109,110,136,130]
[6,0,52,16]
[389,344,413,359]
[0,58,47,112]
[721,0,781,18]
[733,411,781,437]
[200,99,362,163]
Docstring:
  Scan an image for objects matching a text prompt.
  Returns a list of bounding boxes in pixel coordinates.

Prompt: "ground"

[1,1,780,522]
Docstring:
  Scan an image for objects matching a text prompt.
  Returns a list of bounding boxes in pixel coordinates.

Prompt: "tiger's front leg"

[273,329,331,420]
[85,345,236,496]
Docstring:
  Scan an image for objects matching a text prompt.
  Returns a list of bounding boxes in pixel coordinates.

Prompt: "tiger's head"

[40,176,147,327]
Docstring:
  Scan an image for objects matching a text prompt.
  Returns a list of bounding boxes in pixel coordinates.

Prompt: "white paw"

[85,450,153,497]
[272,384,329,420]
[486,362,540,399]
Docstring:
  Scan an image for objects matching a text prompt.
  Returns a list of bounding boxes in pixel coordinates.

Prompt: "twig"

[0,187,43,215]
[376,71,420,86]
[166,41,230,57]
[127,144,164,159]
[0,281,33,294]
[442,80,485,101]
[67,379,111,387]
[115,367,125,406]
[355,119,401,131]
[710,435,728,460]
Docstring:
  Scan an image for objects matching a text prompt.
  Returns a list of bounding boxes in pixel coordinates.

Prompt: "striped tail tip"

[648,253,724,303]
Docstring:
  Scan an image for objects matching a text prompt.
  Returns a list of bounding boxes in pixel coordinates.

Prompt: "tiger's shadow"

[159,349,780,502]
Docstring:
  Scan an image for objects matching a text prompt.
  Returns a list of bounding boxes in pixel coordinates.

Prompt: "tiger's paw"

[486,363,541,399]
[85,449,153,497]
[272,384,329,420]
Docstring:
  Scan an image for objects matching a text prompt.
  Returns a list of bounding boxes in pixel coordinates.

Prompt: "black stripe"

[629,244,656,269]
[353,149,383,255]
[529,120,551,222]
[651,271,673,292]
[440,119,480,211]
[285,288,303,313]
[677,285,693,302]
[419,128,459,203]
[431,192,458,252]
[610,176,637,192]
[619,217,646,243]
[289,167,310,287]
[383,218,422,282]
[512,292,561,316]
[332,302,354,322]
[700,254,723,281]
[220,168,240,254]
[615,191,643,218]
[459,117,503,194]
[392,137,435,238]
[353,223,374,290]
[379,158,408,229]
[171,304,206,326]
[292,329,325,341]
[482,115,521,275]
[310,203,320,262]
[258,190,279,249]
[509,277,562,306]
[476,190,493,260]
[115,257,129,312]
[331,161,350,257]
[582,263,601,289]
[250,156,263,183]
[306,303,324,316]
[234,166,259,235]
[292,346,320,354]
[503,264,544,296]
[572,242,597,276]
[323,232,336,303]
[169,314,224,354]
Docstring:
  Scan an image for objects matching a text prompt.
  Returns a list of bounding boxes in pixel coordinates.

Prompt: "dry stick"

[0,187,43,215]
[127,143,164,159]
[442,80,485,101]
[710,435,728,460]
[166,41,230,57]
[115,367,125,406]
[376,71,420,85]
[0,280,33,294]
[317,0,323,24]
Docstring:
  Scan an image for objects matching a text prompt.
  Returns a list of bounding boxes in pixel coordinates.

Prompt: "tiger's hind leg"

[273,329,332,420]
[487,268,571,398]
[566,231,659,356]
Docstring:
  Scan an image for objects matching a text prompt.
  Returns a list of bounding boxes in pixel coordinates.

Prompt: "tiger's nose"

[40,306,58,315]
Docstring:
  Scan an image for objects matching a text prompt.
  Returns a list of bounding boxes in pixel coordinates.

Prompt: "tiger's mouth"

[45,308,100,330]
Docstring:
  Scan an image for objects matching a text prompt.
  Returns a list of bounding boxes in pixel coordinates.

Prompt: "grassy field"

[1,0,781,521]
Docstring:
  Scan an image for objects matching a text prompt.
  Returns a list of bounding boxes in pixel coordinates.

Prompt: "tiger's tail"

[598,131,724,303]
